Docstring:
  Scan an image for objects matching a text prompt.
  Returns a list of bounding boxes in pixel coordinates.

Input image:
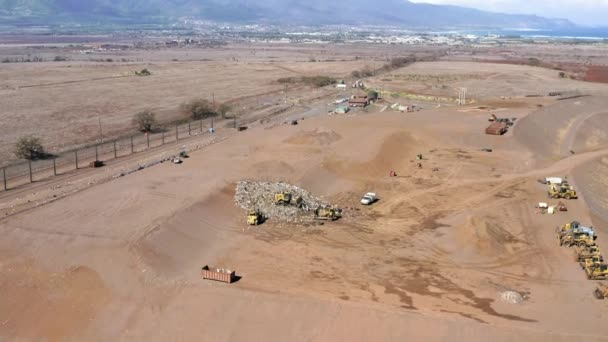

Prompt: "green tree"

[14,136,44,160]
[367,90,379,101]
[133,110,157,132]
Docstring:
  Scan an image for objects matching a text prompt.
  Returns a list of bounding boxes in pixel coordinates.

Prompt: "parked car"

[361,192,377,205]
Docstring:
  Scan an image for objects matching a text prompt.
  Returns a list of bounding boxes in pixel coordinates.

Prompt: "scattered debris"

[89,160,104,168]
[235,181,337,223]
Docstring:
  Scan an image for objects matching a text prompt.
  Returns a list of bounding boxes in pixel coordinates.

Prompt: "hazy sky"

[410,0,608,26]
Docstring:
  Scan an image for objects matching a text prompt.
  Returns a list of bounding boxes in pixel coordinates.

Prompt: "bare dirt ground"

[1,41,608,341]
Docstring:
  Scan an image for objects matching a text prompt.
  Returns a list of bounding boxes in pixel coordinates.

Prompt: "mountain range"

[0,0,576,30]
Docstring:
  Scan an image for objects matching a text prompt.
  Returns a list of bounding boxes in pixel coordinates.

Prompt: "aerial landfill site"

[1,37,608,341]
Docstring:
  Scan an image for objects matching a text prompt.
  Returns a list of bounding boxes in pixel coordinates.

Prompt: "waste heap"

[235,181,332,223]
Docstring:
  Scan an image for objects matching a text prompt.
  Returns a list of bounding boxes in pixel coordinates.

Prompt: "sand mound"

[461,216,525,257]
[324,131,418,179]
[285,127,342,145]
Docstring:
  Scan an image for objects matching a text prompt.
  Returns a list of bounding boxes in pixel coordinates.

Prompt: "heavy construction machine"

[556,221,595,239]
[247,209,264,226]
[314,206,342,221]
[574,245,602,262]
[559,232,595,248]
[585,264,608,280]
[594,285,608,299]
[548,183,577,200]
[274,192,293,205]
[274,192,305,209]
[581,255,604,270]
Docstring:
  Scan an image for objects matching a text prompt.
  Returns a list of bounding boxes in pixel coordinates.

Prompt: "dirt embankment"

[514,96,608,163]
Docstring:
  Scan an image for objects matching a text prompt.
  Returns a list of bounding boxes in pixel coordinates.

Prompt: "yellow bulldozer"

[274,192,293,205]
[581,255,604,270]
[274,192,306,209]
[548,183,577,200]
[586,264,608,280]
[247,209,264,226]
[574,245,602,262]
[314,206,342,221]
[559,232,595,248]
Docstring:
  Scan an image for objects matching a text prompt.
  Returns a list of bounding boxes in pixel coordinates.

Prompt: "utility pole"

[98,116,104,144]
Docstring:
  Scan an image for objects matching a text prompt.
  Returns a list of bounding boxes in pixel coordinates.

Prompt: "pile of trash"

[234,181,331,223]
[500,291,524,304]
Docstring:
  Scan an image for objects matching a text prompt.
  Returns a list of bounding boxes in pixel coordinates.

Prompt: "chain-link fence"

[1,118,225,191]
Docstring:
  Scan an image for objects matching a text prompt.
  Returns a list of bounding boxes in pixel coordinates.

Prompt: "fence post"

[28,160,33,183]
[2,167,6,191]
[95,145,99,161]
[175,125,178,141]
[146,133,150,149]
[75,151,78,169]
[233,117,237,129]
[200,120,203,132]
[188,122,191,136]
[162,132,165,144]
[130,136,134,153]
[211,118,214,130]
[113,141,117,159]
[53,157,57,176]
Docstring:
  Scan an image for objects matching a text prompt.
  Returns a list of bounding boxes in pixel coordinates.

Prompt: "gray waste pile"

[235,181,330,223]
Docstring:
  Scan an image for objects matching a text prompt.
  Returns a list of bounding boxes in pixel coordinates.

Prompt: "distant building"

[336,84,347,89]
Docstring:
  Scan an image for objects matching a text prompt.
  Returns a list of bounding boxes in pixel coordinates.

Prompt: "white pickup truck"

[361,192,377,205]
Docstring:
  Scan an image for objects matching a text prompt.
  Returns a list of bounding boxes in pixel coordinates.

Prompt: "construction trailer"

[485,122,508,135]
[349,96,369,107]
[201,265,236,283]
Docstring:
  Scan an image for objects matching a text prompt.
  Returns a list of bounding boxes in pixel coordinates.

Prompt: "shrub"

[351,70,361,78]
[218,103,232,119]
[53,56,68,62]
[181,99,218,120]
[135,68,151,76]
[133,110,156,132]
[14,136,44,160]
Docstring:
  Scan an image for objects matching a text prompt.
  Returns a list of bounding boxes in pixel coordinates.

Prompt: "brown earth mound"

[571,112,608,152]
[514,96,608,162]
[464,216,525,257]
[285,127,342,145]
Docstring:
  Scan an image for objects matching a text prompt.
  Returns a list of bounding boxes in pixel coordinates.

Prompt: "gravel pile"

[235,181,331,223]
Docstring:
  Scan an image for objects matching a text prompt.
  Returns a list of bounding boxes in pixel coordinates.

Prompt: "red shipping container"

[201,265,236,283]
[485,122,507,135]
